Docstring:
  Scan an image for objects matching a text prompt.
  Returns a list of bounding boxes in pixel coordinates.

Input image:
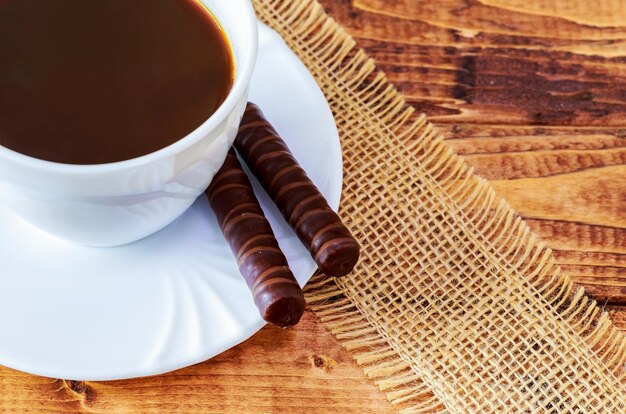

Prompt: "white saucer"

[0,23,342,381]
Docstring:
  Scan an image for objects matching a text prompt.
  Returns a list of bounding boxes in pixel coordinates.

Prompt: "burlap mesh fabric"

[253,1,626,412]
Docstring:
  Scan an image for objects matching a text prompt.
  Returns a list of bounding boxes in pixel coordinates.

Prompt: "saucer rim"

[0,22,343,381]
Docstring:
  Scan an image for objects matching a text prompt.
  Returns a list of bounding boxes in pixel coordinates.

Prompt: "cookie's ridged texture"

[235,103,360,277]
[207,149,304,328]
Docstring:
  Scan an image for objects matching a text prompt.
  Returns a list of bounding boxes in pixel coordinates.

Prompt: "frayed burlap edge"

[253,1,626,413]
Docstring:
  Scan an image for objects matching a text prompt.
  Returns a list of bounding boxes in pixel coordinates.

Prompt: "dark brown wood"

[318,0,626,304]
[0,1,624,412]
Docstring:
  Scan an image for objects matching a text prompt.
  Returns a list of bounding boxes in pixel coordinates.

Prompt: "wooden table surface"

[1,1,624,412]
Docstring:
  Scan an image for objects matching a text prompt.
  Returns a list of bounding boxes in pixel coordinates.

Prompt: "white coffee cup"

[0,0,258,246]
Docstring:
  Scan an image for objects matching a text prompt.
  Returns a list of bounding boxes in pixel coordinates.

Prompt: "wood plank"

[318,0,626,303]
[489,166,626,228]
[0,2,624,413]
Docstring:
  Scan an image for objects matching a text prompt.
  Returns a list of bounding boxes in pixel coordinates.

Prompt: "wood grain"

[0,1,624,413]
[319,0,626,304]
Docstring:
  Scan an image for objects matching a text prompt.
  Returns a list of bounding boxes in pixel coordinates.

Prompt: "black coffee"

[0,0,234,164]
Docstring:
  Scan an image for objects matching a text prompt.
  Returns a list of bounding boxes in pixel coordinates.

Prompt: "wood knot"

[453,55,477,102]
[312,355,337,370]
[64,380,96,405]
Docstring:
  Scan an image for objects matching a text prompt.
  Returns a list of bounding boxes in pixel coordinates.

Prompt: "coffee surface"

[0,0,233,164]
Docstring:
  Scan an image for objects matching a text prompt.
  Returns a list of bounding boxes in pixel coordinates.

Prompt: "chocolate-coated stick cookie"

[206,149,305,328]
[234,103,360,277]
